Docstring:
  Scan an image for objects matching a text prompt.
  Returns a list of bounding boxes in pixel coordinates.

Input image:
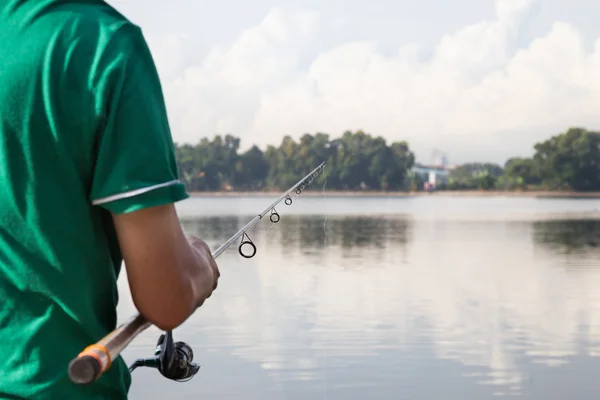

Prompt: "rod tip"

[68,355,101,384]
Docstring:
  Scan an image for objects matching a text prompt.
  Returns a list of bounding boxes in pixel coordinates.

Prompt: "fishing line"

[261,167,332,399]
[258,220,276,242]
[321,165,329,248]
[258,208,278,244]
[317,165,330,399]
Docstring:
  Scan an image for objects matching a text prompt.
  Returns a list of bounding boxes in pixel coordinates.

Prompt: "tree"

[533,128,600,191]
[173,130,415,192]
[235,146,269,190]
[448,163,503,190]
[172,126,600,193]
[502,157,540,189]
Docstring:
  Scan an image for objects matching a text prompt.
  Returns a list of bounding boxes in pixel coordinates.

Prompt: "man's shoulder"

[57,1,136,27]
[60,1,145,49]
[2,0,146,66]
[10,1,137,32]
[39,1,153,90]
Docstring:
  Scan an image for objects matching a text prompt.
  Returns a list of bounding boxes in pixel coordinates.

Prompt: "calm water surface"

[116,196,600,399]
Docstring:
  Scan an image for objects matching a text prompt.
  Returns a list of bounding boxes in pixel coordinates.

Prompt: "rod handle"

[68,344,110,384]
[68,355,102,384]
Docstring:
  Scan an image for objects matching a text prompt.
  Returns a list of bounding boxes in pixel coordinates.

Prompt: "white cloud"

[147,0,600,163]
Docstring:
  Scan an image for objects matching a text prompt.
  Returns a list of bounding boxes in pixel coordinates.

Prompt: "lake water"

[116,195,600,399]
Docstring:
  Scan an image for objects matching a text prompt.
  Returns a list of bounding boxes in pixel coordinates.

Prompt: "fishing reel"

[128,330,200,382]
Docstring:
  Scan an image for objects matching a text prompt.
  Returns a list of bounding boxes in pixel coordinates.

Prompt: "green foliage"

[174,127,600,193]
[532,128,600,191]
[447,163,503,190]
[175,130,415,191]
[501,157,539,189]
[499,127,600,192]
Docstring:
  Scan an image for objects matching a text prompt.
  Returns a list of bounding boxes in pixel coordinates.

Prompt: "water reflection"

[181,216,243,241]
[122,208,600,400]
[181,215,411,254]
[533,219,600,253]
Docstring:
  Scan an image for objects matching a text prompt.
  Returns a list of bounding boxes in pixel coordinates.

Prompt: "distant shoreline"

[187,190,600,199]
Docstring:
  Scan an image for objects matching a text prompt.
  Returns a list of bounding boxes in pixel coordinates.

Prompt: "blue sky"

[108,0,600,165]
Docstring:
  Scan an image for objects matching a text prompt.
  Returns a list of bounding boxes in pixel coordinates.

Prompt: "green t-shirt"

[0,1,188,399]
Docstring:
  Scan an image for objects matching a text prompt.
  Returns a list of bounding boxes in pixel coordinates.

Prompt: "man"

[0,1,219,399]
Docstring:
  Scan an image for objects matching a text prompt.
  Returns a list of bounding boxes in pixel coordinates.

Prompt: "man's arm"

[111,204,218,331]
[88,24,219,331]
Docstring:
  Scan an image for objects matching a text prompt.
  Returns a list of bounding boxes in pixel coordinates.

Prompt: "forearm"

[113,205,219,331]
[133,237,215,330]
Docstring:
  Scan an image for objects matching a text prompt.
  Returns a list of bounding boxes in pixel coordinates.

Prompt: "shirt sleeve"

[89,25,189,214]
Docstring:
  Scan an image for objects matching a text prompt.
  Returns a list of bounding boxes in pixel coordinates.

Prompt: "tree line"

[174,127,600,192]
[175,131,414,191]
[443,127,600,192]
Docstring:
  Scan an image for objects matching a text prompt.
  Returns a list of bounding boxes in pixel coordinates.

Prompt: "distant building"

[428,169,448,186]
[412,165,450,190]
[430,149,449,170]
[440,154,448,168]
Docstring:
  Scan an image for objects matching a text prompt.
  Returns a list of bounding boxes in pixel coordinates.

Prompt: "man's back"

[0,1,188,398]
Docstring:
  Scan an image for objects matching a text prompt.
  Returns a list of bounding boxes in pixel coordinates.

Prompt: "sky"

[107,0,600,165]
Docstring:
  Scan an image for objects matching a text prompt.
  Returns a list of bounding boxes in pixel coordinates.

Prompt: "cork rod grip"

[68,314,151,384]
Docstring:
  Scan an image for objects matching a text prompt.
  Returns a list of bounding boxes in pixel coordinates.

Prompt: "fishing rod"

[67,161,327,385]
